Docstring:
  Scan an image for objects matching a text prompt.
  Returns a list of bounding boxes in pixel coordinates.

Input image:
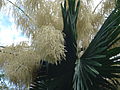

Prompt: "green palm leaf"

[73,1,120,90]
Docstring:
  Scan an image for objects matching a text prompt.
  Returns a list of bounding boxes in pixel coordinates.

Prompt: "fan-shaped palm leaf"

[73,1,120,90]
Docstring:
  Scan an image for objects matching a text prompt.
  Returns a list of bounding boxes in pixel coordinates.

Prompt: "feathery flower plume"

[32,25,66,64]
[0,42,41,86]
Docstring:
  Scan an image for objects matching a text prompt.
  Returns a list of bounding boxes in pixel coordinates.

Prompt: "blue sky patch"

[0,13,28,46]
[0,13,12,28]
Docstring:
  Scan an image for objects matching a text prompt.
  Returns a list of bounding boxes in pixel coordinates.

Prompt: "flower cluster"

[32,25,66,64]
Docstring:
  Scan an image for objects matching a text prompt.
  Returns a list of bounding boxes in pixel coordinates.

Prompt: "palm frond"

[73,1,120,90]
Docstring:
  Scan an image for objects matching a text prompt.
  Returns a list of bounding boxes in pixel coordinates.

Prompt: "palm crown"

[30,0,120,90]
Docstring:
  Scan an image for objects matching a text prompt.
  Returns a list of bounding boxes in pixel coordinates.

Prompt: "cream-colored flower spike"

[0,42,40,86]
[11,0,116,49]
[32,25,66,64]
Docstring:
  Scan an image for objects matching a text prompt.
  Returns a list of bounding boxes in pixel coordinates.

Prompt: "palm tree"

[29,0,120,90]
[0,0,120,90]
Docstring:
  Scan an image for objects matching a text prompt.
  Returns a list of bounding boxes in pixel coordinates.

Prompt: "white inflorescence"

[0,0,117,87]
[32,25,66,64]
[0,25,66,86]
[0,42,40,86]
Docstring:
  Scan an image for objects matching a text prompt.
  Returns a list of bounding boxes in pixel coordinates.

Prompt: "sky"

[0,0,29,46]
[0,0,101,46]
[0,13,28,46]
